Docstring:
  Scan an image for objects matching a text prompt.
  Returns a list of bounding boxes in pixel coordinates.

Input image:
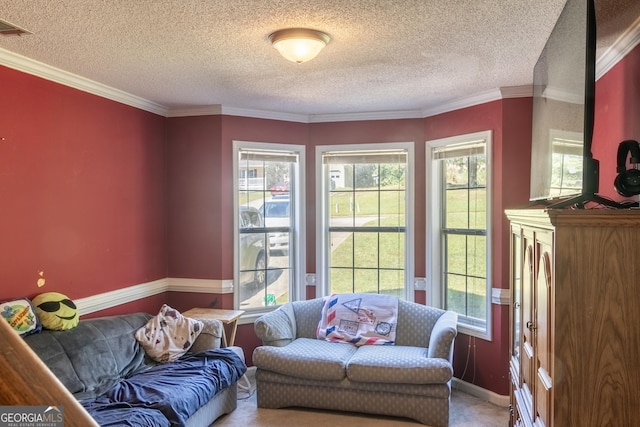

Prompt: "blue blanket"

[81,348,246,427]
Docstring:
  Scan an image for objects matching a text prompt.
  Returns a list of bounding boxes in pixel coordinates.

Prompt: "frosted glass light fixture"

[269,28,331,63]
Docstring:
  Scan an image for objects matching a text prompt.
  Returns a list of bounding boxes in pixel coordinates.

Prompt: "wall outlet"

[305,274,316,286]
[414,277,427,290]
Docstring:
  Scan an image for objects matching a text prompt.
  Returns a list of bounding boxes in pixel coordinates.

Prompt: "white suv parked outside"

[260,195,290,254]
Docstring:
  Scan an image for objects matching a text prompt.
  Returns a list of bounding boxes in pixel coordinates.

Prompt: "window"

[233,141,305,313]
[549,130,583,196]
[427,131,491,339]
[316,143,414,300]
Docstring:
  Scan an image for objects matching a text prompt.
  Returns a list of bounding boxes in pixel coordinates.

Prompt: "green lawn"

[328,186,487,316]
[442,187,487,315]
[242,181,487,318]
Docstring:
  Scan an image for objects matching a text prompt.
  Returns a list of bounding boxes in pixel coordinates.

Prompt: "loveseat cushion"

[253,337,357,381]
[346,345,453,384]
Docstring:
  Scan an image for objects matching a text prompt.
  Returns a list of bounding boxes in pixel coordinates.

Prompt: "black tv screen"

[529,0,598,202]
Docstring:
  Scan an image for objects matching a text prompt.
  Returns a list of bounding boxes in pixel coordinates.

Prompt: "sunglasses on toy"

[37,298,77,313]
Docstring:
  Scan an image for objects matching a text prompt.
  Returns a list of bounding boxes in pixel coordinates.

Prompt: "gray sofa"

[24,312,246,427]
[252,298,458,427]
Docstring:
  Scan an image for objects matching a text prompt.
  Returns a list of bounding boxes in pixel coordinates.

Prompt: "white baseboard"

[452,377,510,407]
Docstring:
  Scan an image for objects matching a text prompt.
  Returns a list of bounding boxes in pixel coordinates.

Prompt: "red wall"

[1,42,637,395]
[0,66,167,306]
[165,115,308,285]
[593,44,640,201]
[166,116,222,279]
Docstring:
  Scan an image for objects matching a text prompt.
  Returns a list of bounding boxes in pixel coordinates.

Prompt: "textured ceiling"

[0,0,638,119]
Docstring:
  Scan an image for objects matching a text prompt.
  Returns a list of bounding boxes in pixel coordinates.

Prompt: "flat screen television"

[529,0,619,208]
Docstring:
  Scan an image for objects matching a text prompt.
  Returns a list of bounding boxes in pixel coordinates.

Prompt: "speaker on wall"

[614,140,640,197]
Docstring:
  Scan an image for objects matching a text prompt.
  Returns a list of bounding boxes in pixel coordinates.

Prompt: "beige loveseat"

[252,297,457,426]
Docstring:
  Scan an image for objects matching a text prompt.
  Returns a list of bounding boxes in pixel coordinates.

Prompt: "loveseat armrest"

[427,310,458,361]
[254,303,297,347]
[189,318,223,353]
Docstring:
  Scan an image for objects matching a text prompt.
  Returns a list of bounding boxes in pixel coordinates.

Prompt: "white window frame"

[315,142,415,301]
[426,131,492,340]
[232,140,306,314]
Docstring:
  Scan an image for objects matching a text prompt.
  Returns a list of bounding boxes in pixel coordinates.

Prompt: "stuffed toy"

[32,292,78,330]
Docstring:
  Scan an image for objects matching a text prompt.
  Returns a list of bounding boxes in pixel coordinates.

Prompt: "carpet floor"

[215,368,509,427]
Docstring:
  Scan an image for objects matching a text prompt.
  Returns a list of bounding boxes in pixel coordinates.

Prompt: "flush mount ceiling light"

[269,28,331,64]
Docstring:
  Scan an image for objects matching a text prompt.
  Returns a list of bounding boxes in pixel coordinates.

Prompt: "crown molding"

[0,47,168,116]
[167,105,223,117]
[3,17,638,123]
[596,15,640,80]
[500,85,533,98]
[308,109,425,123]
[421,88,503,118]
[221,106,310,123]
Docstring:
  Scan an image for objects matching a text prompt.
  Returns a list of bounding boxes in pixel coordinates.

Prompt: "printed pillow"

[0,298,42,336]
[32,292,79,330]
[317,293,398,346]
[135,304,203,363]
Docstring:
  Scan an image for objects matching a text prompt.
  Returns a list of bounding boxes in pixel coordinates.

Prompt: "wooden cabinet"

[506,209,640,427]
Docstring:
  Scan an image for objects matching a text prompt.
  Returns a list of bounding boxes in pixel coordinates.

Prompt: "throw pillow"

[32,292,79,330]
[0,297,42,336]
[135,304,203,363]
[317,293,398,346]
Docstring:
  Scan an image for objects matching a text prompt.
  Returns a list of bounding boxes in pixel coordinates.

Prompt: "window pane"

[381,190,405,215]
[468,188,486,230]
[268,231,289,256]
[329,191,353,227]
[379,163,406,190]
[467,276,487,320]
[354,190,379,224]
[379,232,404,269]
[330,267,353,294]
[236,144,300,311]
[467,235,487,278]
[330,231,353,267]
[445,234,467,275]
[238,190,267,207]
[238,228,268,308]
[445,188,468,229]
[353,232,378,268]
[354,164,378,189]
[323,146,409,299]
[354,268,379,293]
[238,231,267,285]
[446,273,467,314]
[379,269,405,298]
[475,156,487,186]
[445,157,468,188]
